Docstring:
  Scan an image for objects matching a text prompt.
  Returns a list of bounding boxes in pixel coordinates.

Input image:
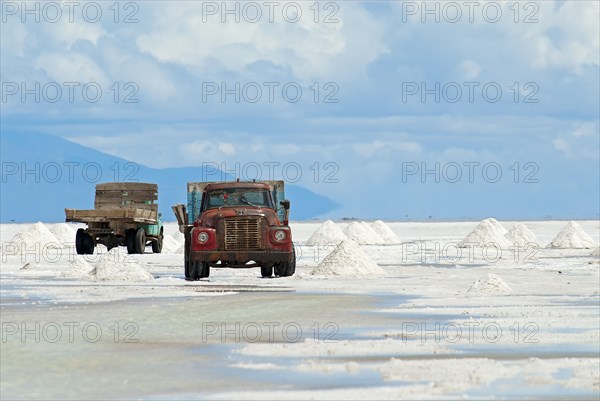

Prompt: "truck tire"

[261,265,273,278]
[184,258,192,280]
[275,246,296,277]
[151,234,163,253]
[134,228,146,254]
[199,262,210,278]
[126,229,136,254]
[189,261,209,280]
[75,229,94,255]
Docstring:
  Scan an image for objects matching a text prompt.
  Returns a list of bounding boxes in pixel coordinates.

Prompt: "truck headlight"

[274,230,286,241]
[198,232,209,243]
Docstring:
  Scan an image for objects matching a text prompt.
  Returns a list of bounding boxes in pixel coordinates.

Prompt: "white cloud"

[217,142,236,155]
[34,52,110,84]
[456,60,481,80]
[552,137,571,157]
[570,122,596,138]
[135,1,387,82]
[352,140,421,158]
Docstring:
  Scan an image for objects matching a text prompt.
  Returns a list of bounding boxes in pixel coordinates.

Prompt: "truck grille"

[224,217,262,250]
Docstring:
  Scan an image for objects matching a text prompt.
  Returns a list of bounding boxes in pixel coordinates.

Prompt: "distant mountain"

[0,132,339,222]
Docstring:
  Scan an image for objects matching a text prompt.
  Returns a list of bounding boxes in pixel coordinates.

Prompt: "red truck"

[172,180,295,280]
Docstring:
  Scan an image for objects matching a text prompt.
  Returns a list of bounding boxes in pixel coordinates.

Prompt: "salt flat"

[1,220,599,400]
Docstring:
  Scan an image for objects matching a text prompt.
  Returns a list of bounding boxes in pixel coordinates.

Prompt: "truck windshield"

[204,188,273,210]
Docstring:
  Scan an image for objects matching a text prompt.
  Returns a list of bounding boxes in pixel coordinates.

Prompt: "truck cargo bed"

[65,208,158,224]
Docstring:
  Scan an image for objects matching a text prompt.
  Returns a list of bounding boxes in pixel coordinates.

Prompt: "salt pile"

[310,239,385,276]
[504,223,539,247]
[92,247,154,281]
[172,230,185,243]
[161,236,183,253]
[591,247,600,257]
[9,222,60,253]
[343,222,381,245]
[50,223,77,247]
[485,218,508,235]
[360,222,385,244]
[467,273,513,295]
[547,221,597,249]
[61,257,94,279]
[458,219,511,248]
[371,220,400,244]
[305,220,346,246]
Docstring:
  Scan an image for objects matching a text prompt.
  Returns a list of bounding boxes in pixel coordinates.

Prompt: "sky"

[1,0,599,220]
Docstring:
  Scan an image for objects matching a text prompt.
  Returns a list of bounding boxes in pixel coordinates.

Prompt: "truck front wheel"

[151,234,163,253]
[261,265,273,278]
[275,246,296,277]
[189,261,210,280]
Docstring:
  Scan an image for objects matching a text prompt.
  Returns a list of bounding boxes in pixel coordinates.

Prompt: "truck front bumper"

[191,250,294,265]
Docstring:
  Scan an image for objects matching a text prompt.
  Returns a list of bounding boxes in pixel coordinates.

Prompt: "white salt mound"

[504,223,539,247]
[92,247,154,281]
[459,219,511,248]
[359,222,385,244]
[175,244,185,254]
[485,218,508,235]
[9,222,60,253]
[61,257,94,279]
[467,273,513,295]
[547,221,597,249]
[311,239,385,276]
[591,247,600,257]
[305,220,346,246]
[371,220,400,244]
[161,235,182,253]
[50,223,77,247]
[343,222,380,245]
[172,230,185,243]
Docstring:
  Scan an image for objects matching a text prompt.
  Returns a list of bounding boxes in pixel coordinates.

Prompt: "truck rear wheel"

[75,229,94,255]
[126,229,136,254]
[261,265,273,278]
[134,228,146,254]
[275,246,296,277]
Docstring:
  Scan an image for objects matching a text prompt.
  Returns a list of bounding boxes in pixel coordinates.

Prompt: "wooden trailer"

[65,182,163,255]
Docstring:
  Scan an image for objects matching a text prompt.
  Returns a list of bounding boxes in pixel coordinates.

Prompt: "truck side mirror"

[279,200,290,226]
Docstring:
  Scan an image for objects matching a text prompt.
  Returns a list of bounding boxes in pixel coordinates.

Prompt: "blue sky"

[1,1,599,219]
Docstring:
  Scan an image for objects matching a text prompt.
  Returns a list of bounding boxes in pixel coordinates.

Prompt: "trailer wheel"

[261,265,273,278]
[134,228,146,254]
[275,246,296,277]
[151,234,163,254]
[75,229,94,255]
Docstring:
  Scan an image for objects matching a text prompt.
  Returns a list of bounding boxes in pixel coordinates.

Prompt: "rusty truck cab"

[177,180,295,280]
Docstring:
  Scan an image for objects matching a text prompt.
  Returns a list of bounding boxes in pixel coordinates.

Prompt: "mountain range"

[0,132,339,222]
